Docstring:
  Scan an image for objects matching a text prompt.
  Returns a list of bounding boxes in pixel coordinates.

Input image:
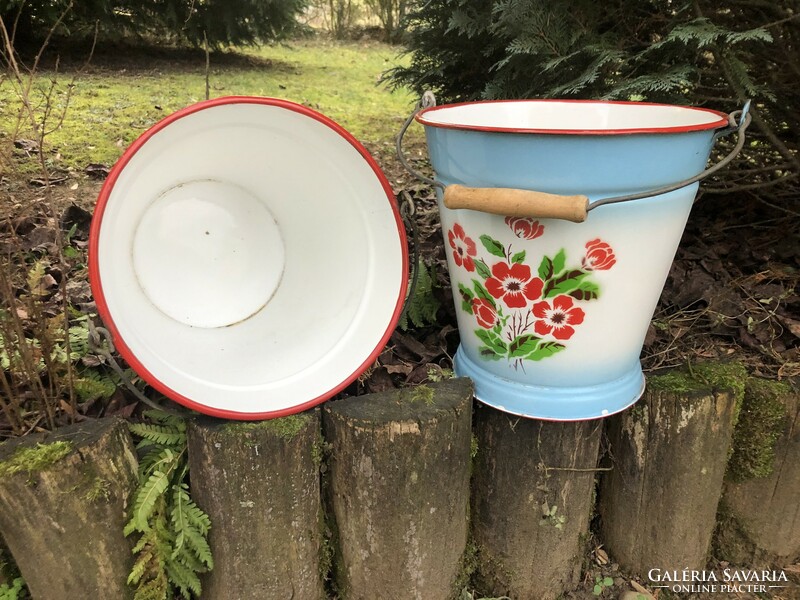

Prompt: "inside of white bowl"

[94,101,405,417]
[418,100,727,133]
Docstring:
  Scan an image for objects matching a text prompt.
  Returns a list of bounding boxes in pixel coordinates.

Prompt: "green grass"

[0,37,418,173]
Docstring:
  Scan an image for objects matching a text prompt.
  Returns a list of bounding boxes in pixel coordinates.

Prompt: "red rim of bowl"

[89,96,408,420]
[416,98,730,135]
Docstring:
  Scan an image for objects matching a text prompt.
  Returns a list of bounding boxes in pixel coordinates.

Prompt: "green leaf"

[593,584,603,595]
[473,280,496,308]
[603,576,614,586]
[511,250,526,264]
[474,259,491,280]
[478,346,503,360]
[544,270,588,298]
[480,235,506,258]
[508,334,540,358]
[525,341,566,361]
[538,256,553,280]
[458,283,475,314]
[569,281,600,301]
[475,329,507,355]
[552,248,566,275]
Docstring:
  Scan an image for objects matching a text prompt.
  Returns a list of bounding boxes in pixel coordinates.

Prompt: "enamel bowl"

[90,97,407,419]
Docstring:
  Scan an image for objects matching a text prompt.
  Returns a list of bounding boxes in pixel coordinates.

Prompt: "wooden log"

[471,403,603,600]
[715,377,800,565]
[187,410,325,600]
[323,378,473,600]
[0,417,138,599]
[599,364,743,576]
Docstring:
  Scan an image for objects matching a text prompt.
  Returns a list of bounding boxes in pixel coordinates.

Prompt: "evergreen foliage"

[388,1,773,103]
[388,1,799,202]
[126,411,213,600]
[0,0,306,48]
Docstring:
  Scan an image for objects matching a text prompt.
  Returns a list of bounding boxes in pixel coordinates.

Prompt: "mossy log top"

[0,418,138,600]
[326,379,471,423]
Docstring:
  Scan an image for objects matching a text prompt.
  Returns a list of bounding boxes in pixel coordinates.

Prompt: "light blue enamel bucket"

[399,95,750,420]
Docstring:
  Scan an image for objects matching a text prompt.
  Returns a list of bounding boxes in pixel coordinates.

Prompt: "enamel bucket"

[402,96,749,420]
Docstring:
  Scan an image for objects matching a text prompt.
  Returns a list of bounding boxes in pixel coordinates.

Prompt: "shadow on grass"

[21,39,297,75]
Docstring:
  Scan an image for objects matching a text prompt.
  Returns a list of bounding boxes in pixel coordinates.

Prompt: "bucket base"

[453,347,645,421]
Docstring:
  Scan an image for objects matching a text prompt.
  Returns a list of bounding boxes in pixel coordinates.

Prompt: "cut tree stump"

[323,378,473,600]
[0,417,138,600]
[716,377,800,565]
[471,403,603,600]
[599,365,742,576]
[187,410,325,600]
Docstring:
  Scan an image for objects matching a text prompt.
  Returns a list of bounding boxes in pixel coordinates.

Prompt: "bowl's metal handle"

[397,94,752,222]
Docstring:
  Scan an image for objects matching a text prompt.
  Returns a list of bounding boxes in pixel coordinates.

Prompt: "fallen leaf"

[85,163,110,179]
[385,363,413,376]
[630,579,654,598]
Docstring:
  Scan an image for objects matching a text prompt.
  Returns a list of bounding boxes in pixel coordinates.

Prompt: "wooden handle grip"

[443,184,589,223]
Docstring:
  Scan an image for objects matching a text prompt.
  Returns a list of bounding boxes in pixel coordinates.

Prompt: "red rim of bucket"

[416,98,729,135]
[89,96,408,420]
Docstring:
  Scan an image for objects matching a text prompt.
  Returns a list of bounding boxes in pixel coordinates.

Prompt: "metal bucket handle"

[397,93,752,223]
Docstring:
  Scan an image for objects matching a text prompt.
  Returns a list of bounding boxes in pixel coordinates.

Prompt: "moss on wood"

[727,378,791,482]
[0,441,72,479]
[648,362,746,399]
[220,412,312,441]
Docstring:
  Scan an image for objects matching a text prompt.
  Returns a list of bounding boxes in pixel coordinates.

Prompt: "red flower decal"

[505,216,545,240]
[485,262,544,309]
[472,298,498,329]
[532,295,585,340]
[448,223,477,272]
[582,239,616,271]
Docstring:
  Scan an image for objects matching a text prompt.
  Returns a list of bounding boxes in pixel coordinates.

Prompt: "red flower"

[485,262,544,309]
[471,298,498,329]
[532,295,585,340]
[448,223,477,272]
[582,239,616,271]
[505,216,545,240]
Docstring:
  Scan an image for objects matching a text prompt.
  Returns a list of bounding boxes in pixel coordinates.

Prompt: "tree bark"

[323,378,473,600]
[471,403,603,600]
[716,378,800,565]
[599,376,738,576]
[187,410,325,600]
[0,417,138,599]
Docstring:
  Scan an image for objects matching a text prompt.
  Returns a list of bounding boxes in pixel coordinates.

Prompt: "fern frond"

[73,372,116,403]
[141,411,187,431]
[128,547,155,586]
[129,424,186,448]
[182,527,214,570]
[166,558,202,599]
[130,470,172,532]
[127,413,211,598]
[399,260,440,330]
[132,571,169,600]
